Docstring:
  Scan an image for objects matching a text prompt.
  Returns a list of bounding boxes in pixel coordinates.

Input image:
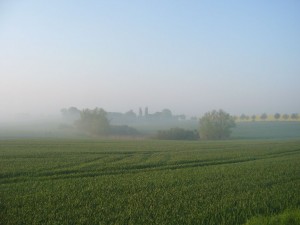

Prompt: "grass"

[1,139,300,224]
[244,208,300,225]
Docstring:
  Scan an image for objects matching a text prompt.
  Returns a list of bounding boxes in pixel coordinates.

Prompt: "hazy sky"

[1,0,299,118]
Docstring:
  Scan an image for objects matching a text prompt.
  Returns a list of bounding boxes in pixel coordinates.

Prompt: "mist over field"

[0,0,300,124]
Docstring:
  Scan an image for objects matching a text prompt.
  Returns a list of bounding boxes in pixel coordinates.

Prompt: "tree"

[251,115,256,121]
[145,107,149,117]
[199,109,236,140]
[139,108,143,117]
[75,108,110,135]
[190,116,198,121]
[177,114,186,120]
[291,113,299,120]
[282,114,289,120]
[124,110,136,119]
[260,113,268,120]
[161,109,173,119]
[61,106,80,122]
[274,113,281,120]
[240,114,247,120]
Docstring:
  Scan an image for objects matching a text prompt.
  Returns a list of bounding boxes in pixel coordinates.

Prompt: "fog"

[1,1,300,125]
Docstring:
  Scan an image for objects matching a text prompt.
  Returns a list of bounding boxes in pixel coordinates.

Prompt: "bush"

[110,125,139,136]
[155,128,199,140]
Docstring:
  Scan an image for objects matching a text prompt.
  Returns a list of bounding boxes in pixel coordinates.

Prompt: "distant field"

[1,121,299,140]
[0,121,87,140]
[1,139,300,224]
[133,121,300,140]
[232,121,300,139]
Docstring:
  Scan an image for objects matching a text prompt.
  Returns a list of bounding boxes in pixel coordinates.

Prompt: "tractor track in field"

[1,147,299,185]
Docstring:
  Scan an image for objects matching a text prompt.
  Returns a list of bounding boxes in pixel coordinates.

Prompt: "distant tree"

[61,106,80,121]
[274,113,281,120]
[251,115,256,121]
[161,109,172,118]
[177,114,186,120]
[282,114,289,120]
[240,114,247,120]
[156,128,199,140]
[199,109,236,140]
[75,108,110,135]
[110,125,139,136]
[152,112,162,120]
[240,114,250,120]
[125,110,136,118]
[291,113,299,120]
[139,108,143,117]
[190,116,198,121]
[145,107,149,117]
[260,113,268,120]
[68,106,80,114]
[121,110,136,123]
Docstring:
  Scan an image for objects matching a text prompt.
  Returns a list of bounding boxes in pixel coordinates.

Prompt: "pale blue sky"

[0,0,299,118]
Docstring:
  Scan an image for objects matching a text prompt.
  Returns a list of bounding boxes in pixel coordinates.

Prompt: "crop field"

[232,121,300,140]
[1,139,300,225]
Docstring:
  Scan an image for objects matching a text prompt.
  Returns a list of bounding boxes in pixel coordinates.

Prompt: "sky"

[1,0,300,119]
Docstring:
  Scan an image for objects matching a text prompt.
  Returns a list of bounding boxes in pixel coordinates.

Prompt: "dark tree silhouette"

[260,113,268,120]
[274,113,281,120]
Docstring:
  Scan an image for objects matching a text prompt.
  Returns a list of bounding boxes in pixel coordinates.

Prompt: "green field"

[1,139,300,224]
[232,121,300,140]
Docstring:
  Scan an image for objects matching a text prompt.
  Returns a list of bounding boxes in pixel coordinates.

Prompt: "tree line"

[73,108,139,136]
[237,113,299,121]
[61,107,236,140]
[61,107,189,125]
[61,107,298,140]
